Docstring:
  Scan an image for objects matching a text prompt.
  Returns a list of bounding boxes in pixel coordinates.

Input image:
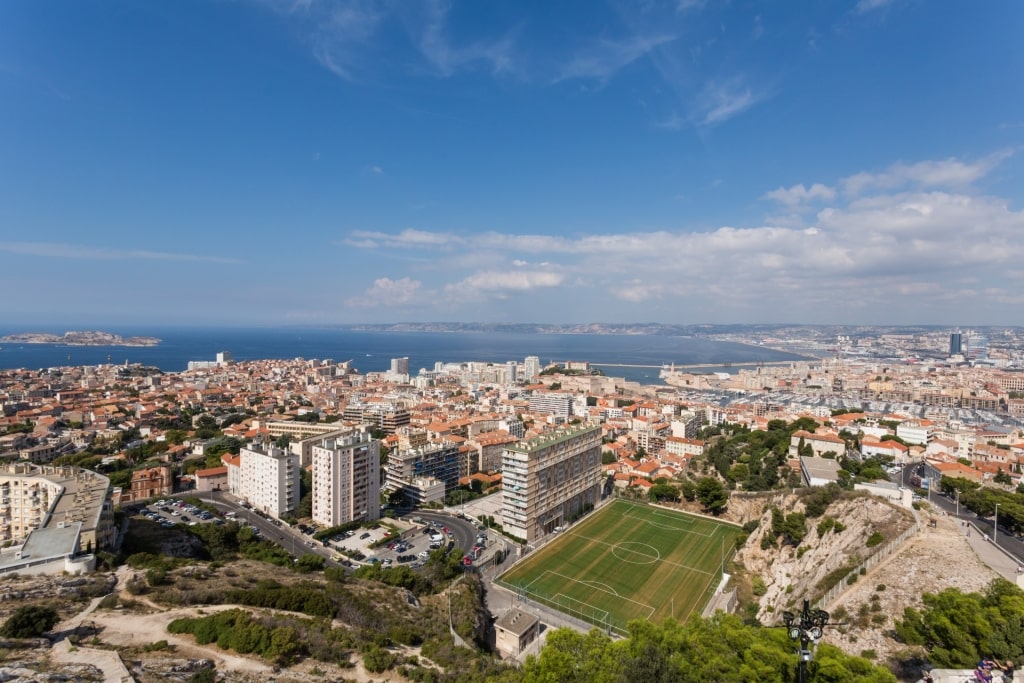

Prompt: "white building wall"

[239,443,299,519]
[311,432,381,527]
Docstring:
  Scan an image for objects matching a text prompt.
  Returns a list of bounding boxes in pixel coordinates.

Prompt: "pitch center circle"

[612,541,661,564]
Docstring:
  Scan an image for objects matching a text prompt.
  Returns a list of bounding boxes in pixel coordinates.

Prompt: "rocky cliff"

[731,490,916,623]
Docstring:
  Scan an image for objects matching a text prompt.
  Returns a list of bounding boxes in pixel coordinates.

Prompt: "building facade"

[384,442,462,494]
[239,442,300,519]
[501,424,602,542]
[0,463,115,551]
[311,431,381,527]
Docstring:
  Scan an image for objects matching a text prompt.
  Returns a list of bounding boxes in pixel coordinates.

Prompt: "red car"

[462,555,473,566]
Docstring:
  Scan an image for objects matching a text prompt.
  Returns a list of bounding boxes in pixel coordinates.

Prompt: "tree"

[1,605,59,638]
[896,579,1024,668]
[649,482,680,502]
[522,615,896,683]
[696,477,728,514]
[995,468,1012,485]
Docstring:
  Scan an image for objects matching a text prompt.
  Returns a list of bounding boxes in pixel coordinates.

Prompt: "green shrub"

[866,532,884,548]
[363,645,397,673]
[0,605,59,638]
[147,568,169,587]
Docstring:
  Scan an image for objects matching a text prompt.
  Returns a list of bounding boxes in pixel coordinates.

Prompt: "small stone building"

[494,608,540,659]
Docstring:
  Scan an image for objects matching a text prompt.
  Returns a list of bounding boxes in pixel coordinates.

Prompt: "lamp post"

[955,489,960,518]
[994,503,1000,547]
[782,600,831,683]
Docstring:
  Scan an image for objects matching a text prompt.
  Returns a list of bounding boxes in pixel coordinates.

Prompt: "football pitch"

[497,499,741,634]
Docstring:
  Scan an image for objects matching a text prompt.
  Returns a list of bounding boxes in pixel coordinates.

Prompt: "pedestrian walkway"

[963,521,1022,584]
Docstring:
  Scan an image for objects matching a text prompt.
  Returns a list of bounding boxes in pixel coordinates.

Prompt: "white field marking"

[684,569,719,623]
[543,570,656,620]
[563,530,714,576]
[618,502,717,538]
[580,580,619,596]
[611,541,661,565]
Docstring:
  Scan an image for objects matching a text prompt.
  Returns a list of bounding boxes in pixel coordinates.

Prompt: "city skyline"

[2,1,1023,327]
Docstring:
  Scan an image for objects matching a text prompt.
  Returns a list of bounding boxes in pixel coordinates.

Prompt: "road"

[417,510,480,558]
[896,464,1024,564]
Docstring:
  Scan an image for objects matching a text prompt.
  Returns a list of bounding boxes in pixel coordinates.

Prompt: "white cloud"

[345,276,424,307]
[340,151,1024,320]
[841,150,1012,196]
[443,270,565,301]
[614,281,665,302]
[761,183,837,207]
[0,242,241,264]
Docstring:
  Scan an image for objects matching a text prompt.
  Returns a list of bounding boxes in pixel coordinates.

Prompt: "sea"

[0,327,810,386]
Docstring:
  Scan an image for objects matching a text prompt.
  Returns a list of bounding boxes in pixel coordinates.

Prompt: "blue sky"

[2,0,1023,327]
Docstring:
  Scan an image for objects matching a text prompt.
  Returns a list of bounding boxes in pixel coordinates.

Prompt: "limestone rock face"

[732,491,915,622]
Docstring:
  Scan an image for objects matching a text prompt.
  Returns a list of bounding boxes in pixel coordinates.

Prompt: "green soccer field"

[497,499,741,634]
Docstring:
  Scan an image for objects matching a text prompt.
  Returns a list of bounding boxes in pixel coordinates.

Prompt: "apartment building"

[896,420,934,446]
[501,424,602,543]
[384,442,462,495]
[527,392,573,418]
[342,403,412,434]
[311,431,381,527]
[0,463,115,551]
[239,442,300,519]
[126,465,173,502]
[261,419,344,442]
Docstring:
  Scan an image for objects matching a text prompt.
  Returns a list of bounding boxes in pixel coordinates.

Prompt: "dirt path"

[50,565,411,682]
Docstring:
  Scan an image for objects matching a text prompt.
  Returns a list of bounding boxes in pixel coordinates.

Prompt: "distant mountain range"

[0,331,161,347]
[340,322,994,337]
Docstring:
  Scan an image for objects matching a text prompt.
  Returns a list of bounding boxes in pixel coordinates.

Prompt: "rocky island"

[0,330,161,346]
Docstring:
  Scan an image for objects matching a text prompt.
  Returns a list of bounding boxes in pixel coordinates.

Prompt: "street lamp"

[781,600,831,683]
[955,489,960,518]
[994,503,1000,547]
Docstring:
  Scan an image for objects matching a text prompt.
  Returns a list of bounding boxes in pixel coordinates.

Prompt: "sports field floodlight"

[781,600,832,683]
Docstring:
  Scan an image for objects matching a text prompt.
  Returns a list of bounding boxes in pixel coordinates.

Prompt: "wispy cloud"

[410,0,516,77]
[694,78,762,126]
[0,242,241,264]
[344,228,461,250]
[267,0,516,81]
[854,0,898,14]
[557,34,676,83]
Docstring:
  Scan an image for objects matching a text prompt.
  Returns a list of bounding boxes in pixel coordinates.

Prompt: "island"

[0,330,161,347]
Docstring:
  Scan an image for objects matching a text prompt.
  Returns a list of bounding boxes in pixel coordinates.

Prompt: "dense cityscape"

[1,325,1023,680]
[5,0,1024,680]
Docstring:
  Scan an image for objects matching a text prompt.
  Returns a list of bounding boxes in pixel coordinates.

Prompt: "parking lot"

[134,499,225,530]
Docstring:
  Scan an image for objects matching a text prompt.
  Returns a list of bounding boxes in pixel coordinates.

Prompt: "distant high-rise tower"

[524,355,541,381]
[949,331,963,356]
[390,357,409,375]
[505,360,518,384]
